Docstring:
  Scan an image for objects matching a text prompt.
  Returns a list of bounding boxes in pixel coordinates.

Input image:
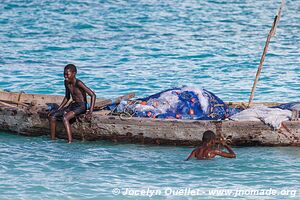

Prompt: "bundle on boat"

[110,86,240,120]
[109,86,299,130]
[0,89,299,146]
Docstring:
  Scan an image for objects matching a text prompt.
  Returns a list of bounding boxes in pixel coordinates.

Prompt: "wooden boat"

[0,90,299,146]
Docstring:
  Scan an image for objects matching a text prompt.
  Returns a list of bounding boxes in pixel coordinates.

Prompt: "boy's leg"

[49,116,57,140]
[62,111,76,143]
[48,109,65,140]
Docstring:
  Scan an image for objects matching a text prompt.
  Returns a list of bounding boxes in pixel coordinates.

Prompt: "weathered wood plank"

[226,102,284,108]
[0,91,64,105]
[0,91,109,107]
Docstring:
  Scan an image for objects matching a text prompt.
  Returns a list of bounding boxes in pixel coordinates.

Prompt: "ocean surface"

[0,0,299,199]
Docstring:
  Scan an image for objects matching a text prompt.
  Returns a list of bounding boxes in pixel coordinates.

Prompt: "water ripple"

[0,133,300,199]
[0,0,299,101]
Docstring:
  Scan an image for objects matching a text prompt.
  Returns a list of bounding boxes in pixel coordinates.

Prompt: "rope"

[109,100,140,120]
[17,91,25,106]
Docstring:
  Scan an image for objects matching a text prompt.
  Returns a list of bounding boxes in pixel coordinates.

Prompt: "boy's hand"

[219,137,227,146]
[47,110,54,117]
[48,107,60,117]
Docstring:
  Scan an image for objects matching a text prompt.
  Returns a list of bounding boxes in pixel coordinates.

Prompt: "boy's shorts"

[49,102,87,120]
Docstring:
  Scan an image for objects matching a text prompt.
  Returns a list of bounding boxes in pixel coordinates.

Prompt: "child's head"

[64,64,77,74]
[202,130,216,145]
[64,64,77,81]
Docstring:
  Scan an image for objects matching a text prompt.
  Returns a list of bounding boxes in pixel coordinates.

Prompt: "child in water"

[186,130,236,160]
[48,64,96,143]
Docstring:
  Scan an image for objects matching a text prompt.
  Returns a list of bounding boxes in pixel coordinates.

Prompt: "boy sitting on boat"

[186,130,236,160]
[48,64,96,143]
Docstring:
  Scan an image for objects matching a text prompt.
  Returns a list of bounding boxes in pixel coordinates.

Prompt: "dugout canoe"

[0,91,299,146]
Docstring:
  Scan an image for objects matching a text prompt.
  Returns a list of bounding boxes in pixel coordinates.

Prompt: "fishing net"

[114,86,233,120]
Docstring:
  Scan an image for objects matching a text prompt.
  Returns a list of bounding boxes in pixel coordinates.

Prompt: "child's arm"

[57,81,71,110]
[48,82,70,116]
[185,149,196,161]
[77,80,96,114]
[214,144,236,158]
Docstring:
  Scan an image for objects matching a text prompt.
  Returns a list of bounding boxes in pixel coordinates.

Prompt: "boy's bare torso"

[65,79,87,103]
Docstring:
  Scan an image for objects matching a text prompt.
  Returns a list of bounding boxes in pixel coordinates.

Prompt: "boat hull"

[0,103,299,146]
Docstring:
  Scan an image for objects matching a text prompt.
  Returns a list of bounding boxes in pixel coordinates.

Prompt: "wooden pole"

[248,0,285,107]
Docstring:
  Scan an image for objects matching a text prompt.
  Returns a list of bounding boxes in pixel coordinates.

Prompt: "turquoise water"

[1,133,300,200]
[0,0,300,199]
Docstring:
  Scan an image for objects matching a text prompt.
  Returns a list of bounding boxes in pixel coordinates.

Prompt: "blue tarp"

[272,102,300,110]
[115,87,240,120]
[272,102,300,117]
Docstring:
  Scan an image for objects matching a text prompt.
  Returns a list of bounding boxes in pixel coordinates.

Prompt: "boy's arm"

[214,144,236,158]
[57,81,71,110]
[48,82,70,116]
[77,80,96,113]
[185,149,196,161]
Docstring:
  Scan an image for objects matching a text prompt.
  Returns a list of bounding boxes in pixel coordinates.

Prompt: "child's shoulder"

[75,79,89,87]
[76,79,84,84]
